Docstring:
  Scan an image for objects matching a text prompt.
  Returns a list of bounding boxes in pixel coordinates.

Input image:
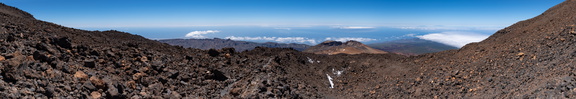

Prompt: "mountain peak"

[0,3,34,19]
[344,40,363,46]
[320,40,342,46]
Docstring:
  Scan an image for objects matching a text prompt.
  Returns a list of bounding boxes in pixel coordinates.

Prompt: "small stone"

[208,49,220,57]
[107,84,119,97]
[169,91,182,99]
[74,71,89,80]
[230,88,242,96]
[83,82,97,91]
[130,95,142,99]
[84,59,96,68]
[26,55,34,61]
[7,53,25,66]
[140,91,148,97]
[517,52,525,56]
[0,56,5,61]
[133,73,146,80]
[415,77,422,82]
[64,85,72,91]
[45,85,55,97]
[53,37,72,49]
[140,56,148,62]
[91,91,101,99]
[224,53,231,58]
[90,76,106,89]
[148,83,163,93]
[126,81,137,89]
[138,67,150,73]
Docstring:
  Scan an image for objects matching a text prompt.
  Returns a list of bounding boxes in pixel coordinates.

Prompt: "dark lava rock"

[106,84,120,98]
[84,59,96,68]
[208,49,220,57]
[51,37,72,49]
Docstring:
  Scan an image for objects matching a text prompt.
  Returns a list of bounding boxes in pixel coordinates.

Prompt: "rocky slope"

[389,0,576,98]
[0,2,409,98]
[158,38,311,51]
[1,0,576,98]
[0,3,319,98]
[303,40,388,55]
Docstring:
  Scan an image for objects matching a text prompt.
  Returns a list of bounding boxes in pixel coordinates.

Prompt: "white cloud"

[225,36,277,41]
[273,28,292,30]
[184,30,220,38]
[404,33,416,37]
[336,26,375,29]
[417,31,489,48]
[395,25,503,30]
[325,37,377,42]
[225,36,317,44]
[276,37,317,44]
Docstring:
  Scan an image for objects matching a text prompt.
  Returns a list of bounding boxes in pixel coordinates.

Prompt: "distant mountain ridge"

[160,38,457,55]
[158,38,311,51]
[303,40,387,55]
[368,38,458,56]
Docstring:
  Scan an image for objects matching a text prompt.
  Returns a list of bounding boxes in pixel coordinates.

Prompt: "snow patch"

[306,57,321,63]
[326,74,334,88]
[307,57,314,63]
[332,68,344,77]
[262,58,272,68]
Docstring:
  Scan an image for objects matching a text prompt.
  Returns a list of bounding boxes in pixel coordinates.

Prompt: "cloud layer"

[225,36,317,44]
[185,30,220,38]
[396,25,503,30]
[417,31,489,48]
[325,37,377,42]
[336,26,375,29]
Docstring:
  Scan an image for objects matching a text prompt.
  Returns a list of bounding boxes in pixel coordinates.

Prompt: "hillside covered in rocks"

[1,0,576,98]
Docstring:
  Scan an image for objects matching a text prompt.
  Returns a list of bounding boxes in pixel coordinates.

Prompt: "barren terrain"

[1,0,576,98]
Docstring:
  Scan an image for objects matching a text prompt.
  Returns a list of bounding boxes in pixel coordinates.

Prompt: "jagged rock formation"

[304,40,388,55]
[158,38,311,51]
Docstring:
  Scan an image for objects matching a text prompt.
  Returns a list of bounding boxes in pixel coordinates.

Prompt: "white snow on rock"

[332,68,344,77]
[326,74,334,88]
[307,57,314,63]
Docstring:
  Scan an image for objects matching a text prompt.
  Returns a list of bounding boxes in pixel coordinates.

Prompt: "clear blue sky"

[1,0,565,28]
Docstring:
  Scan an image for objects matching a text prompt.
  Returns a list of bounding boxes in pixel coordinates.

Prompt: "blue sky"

[2,0,564,27]
[1,0,566,47]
